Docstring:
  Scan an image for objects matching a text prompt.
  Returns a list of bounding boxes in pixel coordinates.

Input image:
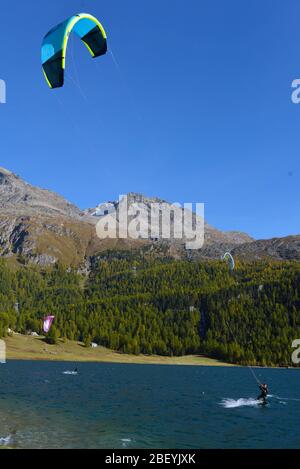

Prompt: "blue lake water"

[0,361,299,449]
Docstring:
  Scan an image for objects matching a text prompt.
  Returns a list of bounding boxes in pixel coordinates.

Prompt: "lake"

[0,361,299,449]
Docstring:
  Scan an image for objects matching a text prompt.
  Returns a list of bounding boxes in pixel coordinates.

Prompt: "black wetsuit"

[257,385,268,402]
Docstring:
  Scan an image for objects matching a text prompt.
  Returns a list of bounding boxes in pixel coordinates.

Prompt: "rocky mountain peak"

[0,167,298,266]
[0,167,83,220]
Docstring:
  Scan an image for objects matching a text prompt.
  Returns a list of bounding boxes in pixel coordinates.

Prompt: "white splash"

[121,438,132,447]
[221,398,261,408]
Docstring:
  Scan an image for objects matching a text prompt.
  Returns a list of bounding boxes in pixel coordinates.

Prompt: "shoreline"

[4,334,233,367]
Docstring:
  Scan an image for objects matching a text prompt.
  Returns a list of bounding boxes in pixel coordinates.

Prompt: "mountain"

[85,192,254,258]
[0,167,97,266]
[231,235,300,261]
[0,167,83,219]
[0,166,299,266]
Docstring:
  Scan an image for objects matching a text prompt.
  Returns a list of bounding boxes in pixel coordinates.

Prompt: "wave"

[62,371,78,375]
[221,398,261,408]
[121,438,132,447]
[271,394,300,402]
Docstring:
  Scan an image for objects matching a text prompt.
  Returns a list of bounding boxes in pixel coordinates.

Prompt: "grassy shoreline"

[4,334,232,367]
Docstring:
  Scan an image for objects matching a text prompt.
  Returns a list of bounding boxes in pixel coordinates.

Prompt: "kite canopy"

[43,315,55,333]
[41,13,107,88]
[222,252,235,271]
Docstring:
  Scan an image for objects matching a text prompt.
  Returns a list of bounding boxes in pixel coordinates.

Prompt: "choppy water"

[0,361,299,449]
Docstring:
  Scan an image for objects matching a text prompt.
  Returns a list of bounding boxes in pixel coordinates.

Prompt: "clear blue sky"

[0,0,299,240]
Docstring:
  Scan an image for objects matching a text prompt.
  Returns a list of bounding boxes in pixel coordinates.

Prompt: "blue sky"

[0,0,299,239]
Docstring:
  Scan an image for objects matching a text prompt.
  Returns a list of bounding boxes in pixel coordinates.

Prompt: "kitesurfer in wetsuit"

[257,383,269,403]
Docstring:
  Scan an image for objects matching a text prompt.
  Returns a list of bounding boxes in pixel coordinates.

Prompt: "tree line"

[0,251,299,366]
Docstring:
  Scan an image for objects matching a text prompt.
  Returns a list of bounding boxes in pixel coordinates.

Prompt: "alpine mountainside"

[0,166,299,267]
[0,254,299,366]
[1,167,300,365]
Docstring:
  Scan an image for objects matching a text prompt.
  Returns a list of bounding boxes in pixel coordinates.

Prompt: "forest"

[0,250,299,366]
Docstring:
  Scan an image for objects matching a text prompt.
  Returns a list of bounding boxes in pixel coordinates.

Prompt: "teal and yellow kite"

[41,13,107,88]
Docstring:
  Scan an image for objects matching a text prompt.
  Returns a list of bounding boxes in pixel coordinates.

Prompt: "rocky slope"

[85,192,254,257]
[0,167,97,265]
[231,235,300,261]
[0,167,84,219]
[0,167,299,266]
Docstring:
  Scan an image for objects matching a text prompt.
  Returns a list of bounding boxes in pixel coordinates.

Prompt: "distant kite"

[222,252,235,271]
[41,13,107,88]
[43,315,55,333]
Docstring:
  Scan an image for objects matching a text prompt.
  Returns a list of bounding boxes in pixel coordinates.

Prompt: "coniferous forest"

[0,250,300,366]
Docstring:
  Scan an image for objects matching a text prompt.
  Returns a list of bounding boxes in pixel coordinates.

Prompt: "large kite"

[222,252,235,271]
[41,13,107,88]
[43,315,55,333]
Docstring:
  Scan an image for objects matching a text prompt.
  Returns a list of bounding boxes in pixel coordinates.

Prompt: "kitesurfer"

[257,383,269,403]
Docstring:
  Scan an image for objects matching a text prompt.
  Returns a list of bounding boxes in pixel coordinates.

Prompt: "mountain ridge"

[0,166,299,266]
